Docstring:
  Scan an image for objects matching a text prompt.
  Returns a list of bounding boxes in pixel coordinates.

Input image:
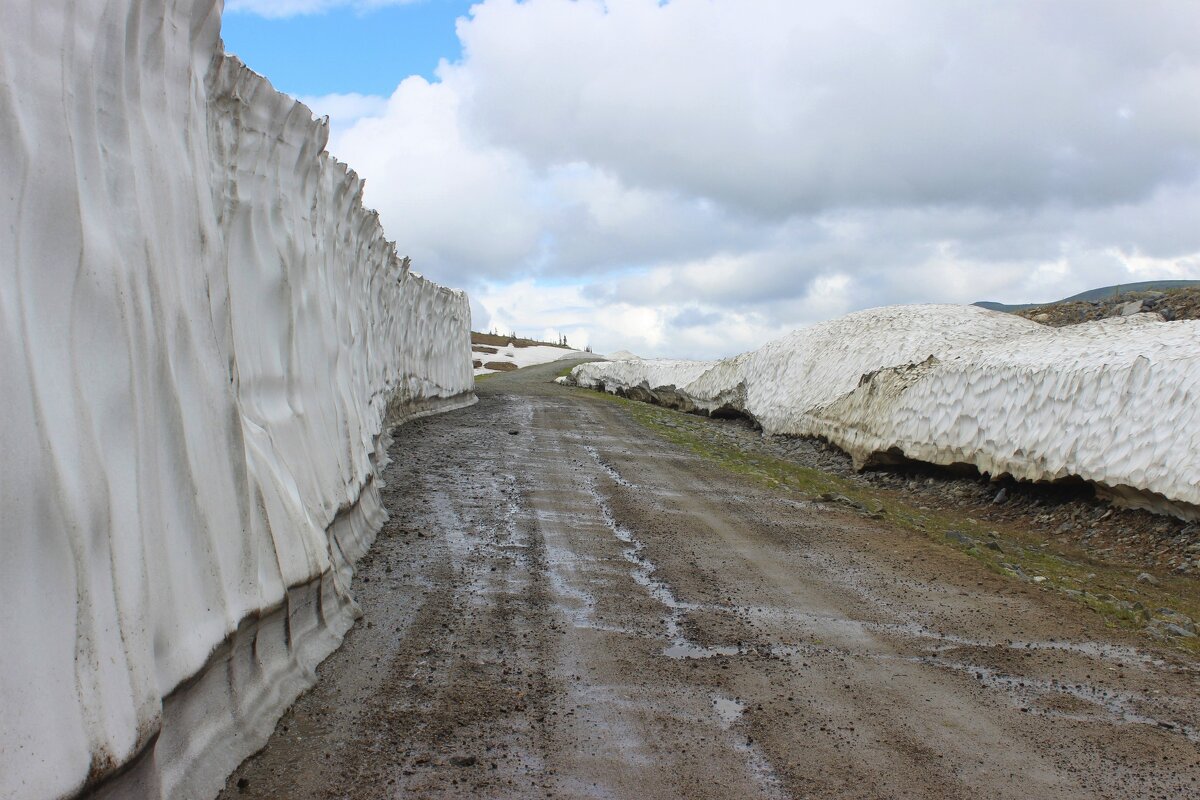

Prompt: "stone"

[1137,572,1160,586]
[1119,299,1145,316]
[1161,623,1197,639]
[835,494,866,511]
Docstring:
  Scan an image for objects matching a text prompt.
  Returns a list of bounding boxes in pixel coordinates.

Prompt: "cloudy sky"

[223,0,1200,357]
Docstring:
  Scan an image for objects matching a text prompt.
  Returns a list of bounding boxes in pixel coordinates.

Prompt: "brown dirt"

[659,414,1200,579]
[483,361,519,372]
[220,359,1200,800]
[591,388,1200,649]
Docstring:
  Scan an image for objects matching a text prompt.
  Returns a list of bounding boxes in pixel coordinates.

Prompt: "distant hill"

[470,331,586,375]
[471,331,573,349]
[974,280,1200,313]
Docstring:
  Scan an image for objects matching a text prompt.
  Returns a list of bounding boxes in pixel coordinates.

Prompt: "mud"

[693,415,1200,578]
[221,359,1200,799]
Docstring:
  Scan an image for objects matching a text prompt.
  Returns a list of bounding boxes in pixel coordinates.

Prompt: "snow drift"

[473,343,582,375]
[0,2,472,798]
[568,305,1200,519]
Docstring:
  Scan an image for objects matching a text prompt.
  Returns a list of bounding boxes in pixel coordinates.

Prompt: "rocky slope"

[1016,286,1200,327]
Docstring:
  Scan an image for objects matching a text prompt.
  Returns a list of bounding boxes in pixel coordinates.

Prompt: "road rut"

[221,360,1200,799]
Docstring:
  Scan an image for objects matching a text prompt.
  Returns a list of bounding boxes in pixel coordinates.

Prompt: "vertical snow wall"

[0,2,474,798]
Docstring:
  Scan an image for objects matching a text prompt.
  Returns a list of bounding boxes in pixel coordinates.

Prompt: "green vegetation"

[471,330,572,350]
[976,279,1200,312]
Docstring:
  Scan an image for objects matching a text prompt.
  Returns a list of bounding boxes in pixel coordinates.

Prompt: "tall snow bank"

[569,305,1200,518]
[0,2,472,798]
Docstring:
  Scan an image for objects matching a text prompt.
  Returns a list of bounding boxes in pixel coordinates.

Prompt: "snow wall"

[0,3,474,799]
[568,305,1200,519]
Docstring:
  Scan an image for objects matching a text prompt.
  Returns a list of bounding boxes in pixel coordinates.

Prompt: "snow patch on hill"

[568,305,1200,519]
[473,344,583,374]
[0,2,472,798]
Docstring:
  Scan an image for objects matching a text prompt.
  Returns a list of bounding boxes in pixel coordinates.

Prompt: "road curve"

[221,359,1200,799]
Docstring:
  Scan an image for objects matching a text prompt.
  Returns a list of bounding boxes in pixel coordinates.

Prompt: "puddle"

[584,479,747,662]
[712,696,745,727]
[872,622,1163,668]
[925,657,1200,742]
[740,605,1164,670]
[709,695,789,800]
[664,642,743,660]
[583,445,637,488]
[543,553,597,625]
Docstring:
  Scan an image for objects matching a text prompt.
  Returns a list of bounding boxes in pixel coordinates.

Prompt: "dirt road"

[221,360,1200,799]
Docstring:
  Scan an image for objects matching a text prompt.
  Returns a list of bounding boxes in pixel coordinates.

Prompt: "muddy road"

[222,360,1200,799]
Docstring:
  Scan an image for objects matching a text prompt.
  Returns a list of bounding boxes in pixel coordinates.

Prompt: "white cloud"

[330,76,544,280]
[470,278,788,359]
[457,0,1200,215]
[226,0,419,18]
[297,92,388,137]
[308,0,1200,358]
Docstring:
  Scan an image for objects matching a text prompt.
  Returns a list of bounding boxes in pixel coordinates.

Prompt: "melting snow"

[569,304,1200,518]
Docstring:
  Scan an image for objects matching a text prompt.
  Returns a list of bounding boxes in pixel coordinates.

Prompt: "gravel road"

[221,359,1200,799]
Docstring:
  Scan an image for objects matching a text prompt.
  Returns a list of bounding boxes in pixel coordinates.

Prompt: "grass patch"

[471,331,572,349]
[573,386,1200,653]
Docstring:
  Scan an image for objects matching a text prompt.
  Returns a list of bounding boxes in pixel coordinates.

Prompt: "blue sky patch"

[221,1,475,97]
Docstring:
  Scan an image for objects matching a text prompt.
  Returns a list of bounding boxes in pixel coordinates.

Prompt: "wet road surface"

[221,360,1200,799]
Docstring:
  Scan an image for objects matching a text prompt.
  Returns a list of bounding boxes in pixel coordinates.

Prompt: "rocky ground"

[610,396,1200,650]
[675,414,1200,577]
[1015,286,1200,326]
[221,359,1199,799]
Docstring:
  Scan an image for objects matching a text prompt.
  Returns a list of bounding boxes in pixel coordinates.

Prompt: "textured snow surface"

[570,305,1200,518]
[0,3,472,798]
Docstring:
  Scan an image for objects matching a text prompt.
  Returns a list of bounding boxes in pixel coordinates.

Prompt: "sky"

[222,0,1200,358]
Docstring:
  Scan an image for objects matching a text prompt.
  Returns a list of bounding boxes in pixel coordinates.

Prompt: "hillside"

[471,331,575,349]
[975,279,1200,313]
[471,331,585,374]
[1012,285,1200,327]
